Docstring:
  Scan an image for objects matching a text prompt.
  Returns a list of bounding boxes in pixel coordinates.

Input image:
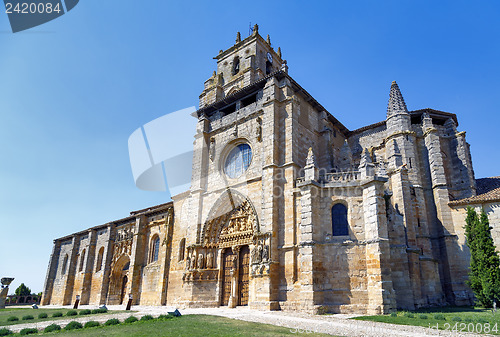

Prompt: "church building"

[42,26,491,314]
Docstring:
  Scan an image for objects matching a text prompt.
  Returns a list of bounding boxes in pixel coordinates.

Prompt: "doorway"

[238,245,250,306]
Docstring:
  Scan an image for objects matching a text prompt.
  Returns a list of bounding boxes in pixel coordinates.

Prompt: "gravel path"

[1,305,494,337]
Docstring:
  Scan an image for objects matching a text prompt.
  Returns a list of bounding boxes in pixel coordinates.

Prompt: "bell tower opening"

[199,24,286,109]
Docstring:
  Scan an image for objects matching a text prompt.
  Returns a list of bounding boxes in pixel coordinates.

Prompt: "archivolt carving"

[202,198,258,248]
[200,190,259,247]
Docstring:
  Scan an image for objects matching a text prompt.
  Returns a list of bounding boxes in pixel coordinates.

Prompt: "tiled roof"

[449,177,500,206]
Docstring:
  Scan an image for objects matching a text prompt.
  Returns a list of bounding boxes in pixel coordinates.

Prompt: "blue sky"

[0,1,499,293]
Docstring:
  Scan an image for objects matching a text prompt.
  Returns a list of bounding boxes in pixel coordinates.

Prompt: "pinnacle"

[387,81,408,117]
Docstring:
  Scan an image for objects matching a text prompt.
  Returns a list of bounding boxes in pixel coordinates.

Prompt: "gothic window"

[332,203,349,236]
[79,249,86,272]
[150,236,160,263]
[266,60,272,75]
[178,238,186,261]
[232,56,240,75]
[62,254,68,275]
[95,247,104,272]
[224,144,252,179]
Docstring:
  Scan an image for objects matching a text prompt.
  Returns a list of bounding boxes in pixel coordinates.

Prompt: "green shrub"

[157,314,174,320]
[6,316,18,322]
[390,312,397,317]
[66,310,78,316]
[84,321,100,328]
[452,316,462,322]
[19,328,38,335]
[464,317,473,323]
[140,315,154,321]
[104,318,120,326]
[476,317,488,323]
[403,312,414,318]
[64,321,83,330]
[52,312,63,317]
[0,328,12,336]
[79,309,92,315]
[91,308,107,314]
[433,314,445,320]
[43,324,61,333]
[124,316,138,323]
[37,313,48,319]
[22,315,34,321]
[418,314,428,319]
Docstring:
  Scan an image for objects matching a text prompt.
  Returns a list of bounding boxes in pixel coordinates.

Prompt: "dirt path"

[1,305,491,336]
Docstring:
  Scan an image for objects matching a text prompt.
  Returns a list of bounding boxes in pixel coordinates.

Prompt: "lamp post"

[126,293,133,311]
[73,295,80,309]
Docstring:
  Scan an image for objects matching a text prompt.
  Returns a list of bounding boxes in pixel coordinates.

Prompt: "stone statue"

[262,245,269,262]
[257,245,263,263]
[190,254,196,270]
[209,137,215,161]
[251,246,258,264]
[0,277,14,309]
[197,253,204,269]
[185,256,190,270]
[206,252,214,269]
[232,255,238,270]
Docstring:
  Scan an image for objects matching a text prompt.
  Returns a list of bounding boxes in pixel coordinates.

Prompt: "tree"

[464,207,500,307]
[14,283,31,297]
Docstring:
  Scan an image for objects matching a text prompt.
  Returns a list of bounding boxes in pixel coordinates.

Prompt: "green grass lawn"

[353,306,500,335]
[0,308,124,326]
[39,315,333,337]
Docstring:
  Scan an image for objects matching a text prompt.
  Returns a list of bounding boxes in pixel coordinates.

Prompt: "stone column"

[363,177,396,314]
[297,181,321,312]
[99,224,114,305]
[0,278,14,309]
[41,241,60,305]
[191,116,210,245]
[63,235,80,305]
[422,113,471,305]
[80,229,97,305]
[128,216,147,304]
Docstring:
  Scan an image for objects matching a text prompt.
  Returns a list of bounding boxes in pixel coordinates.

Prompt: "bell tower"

[199,24,285,108]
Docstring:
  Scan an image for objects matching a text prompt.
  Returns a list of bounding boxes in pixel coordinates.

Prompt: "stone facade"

[43,27,487,314]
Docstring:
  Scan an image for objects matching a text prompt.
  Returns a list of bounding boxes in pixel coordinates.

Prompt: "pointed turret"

[236,32,241,43]
[337,140,353,172]
[387,81,409,118]
[306,147,317,167]
[359,148,375,179]
[305,147,319,181]
[386,81,411,132]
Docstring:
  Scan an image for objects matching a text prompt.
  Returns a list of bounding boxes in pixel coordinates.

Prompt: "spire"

[252,24,259,36]
[387,81,408,118]
[235,32,241,43]
[360,148,372,166]
[306,147,317,167]
[277,47,282,58]
[266,34,271,45]
[305,147,319,181]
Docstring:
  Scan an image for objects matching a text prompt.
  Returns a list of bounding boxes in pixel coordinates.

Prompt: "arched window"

[232,56,240,75]
[62,254,68,275]
[178,238,186,261]
[224,144,252,179]
[79,249,86,272]
[332,203,349,236]
[151,236,160,263]
[95,247,104,272]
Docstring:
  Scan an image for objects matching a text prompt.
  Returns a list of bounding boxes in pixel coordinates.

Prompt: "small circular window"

[224,143,252,179]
